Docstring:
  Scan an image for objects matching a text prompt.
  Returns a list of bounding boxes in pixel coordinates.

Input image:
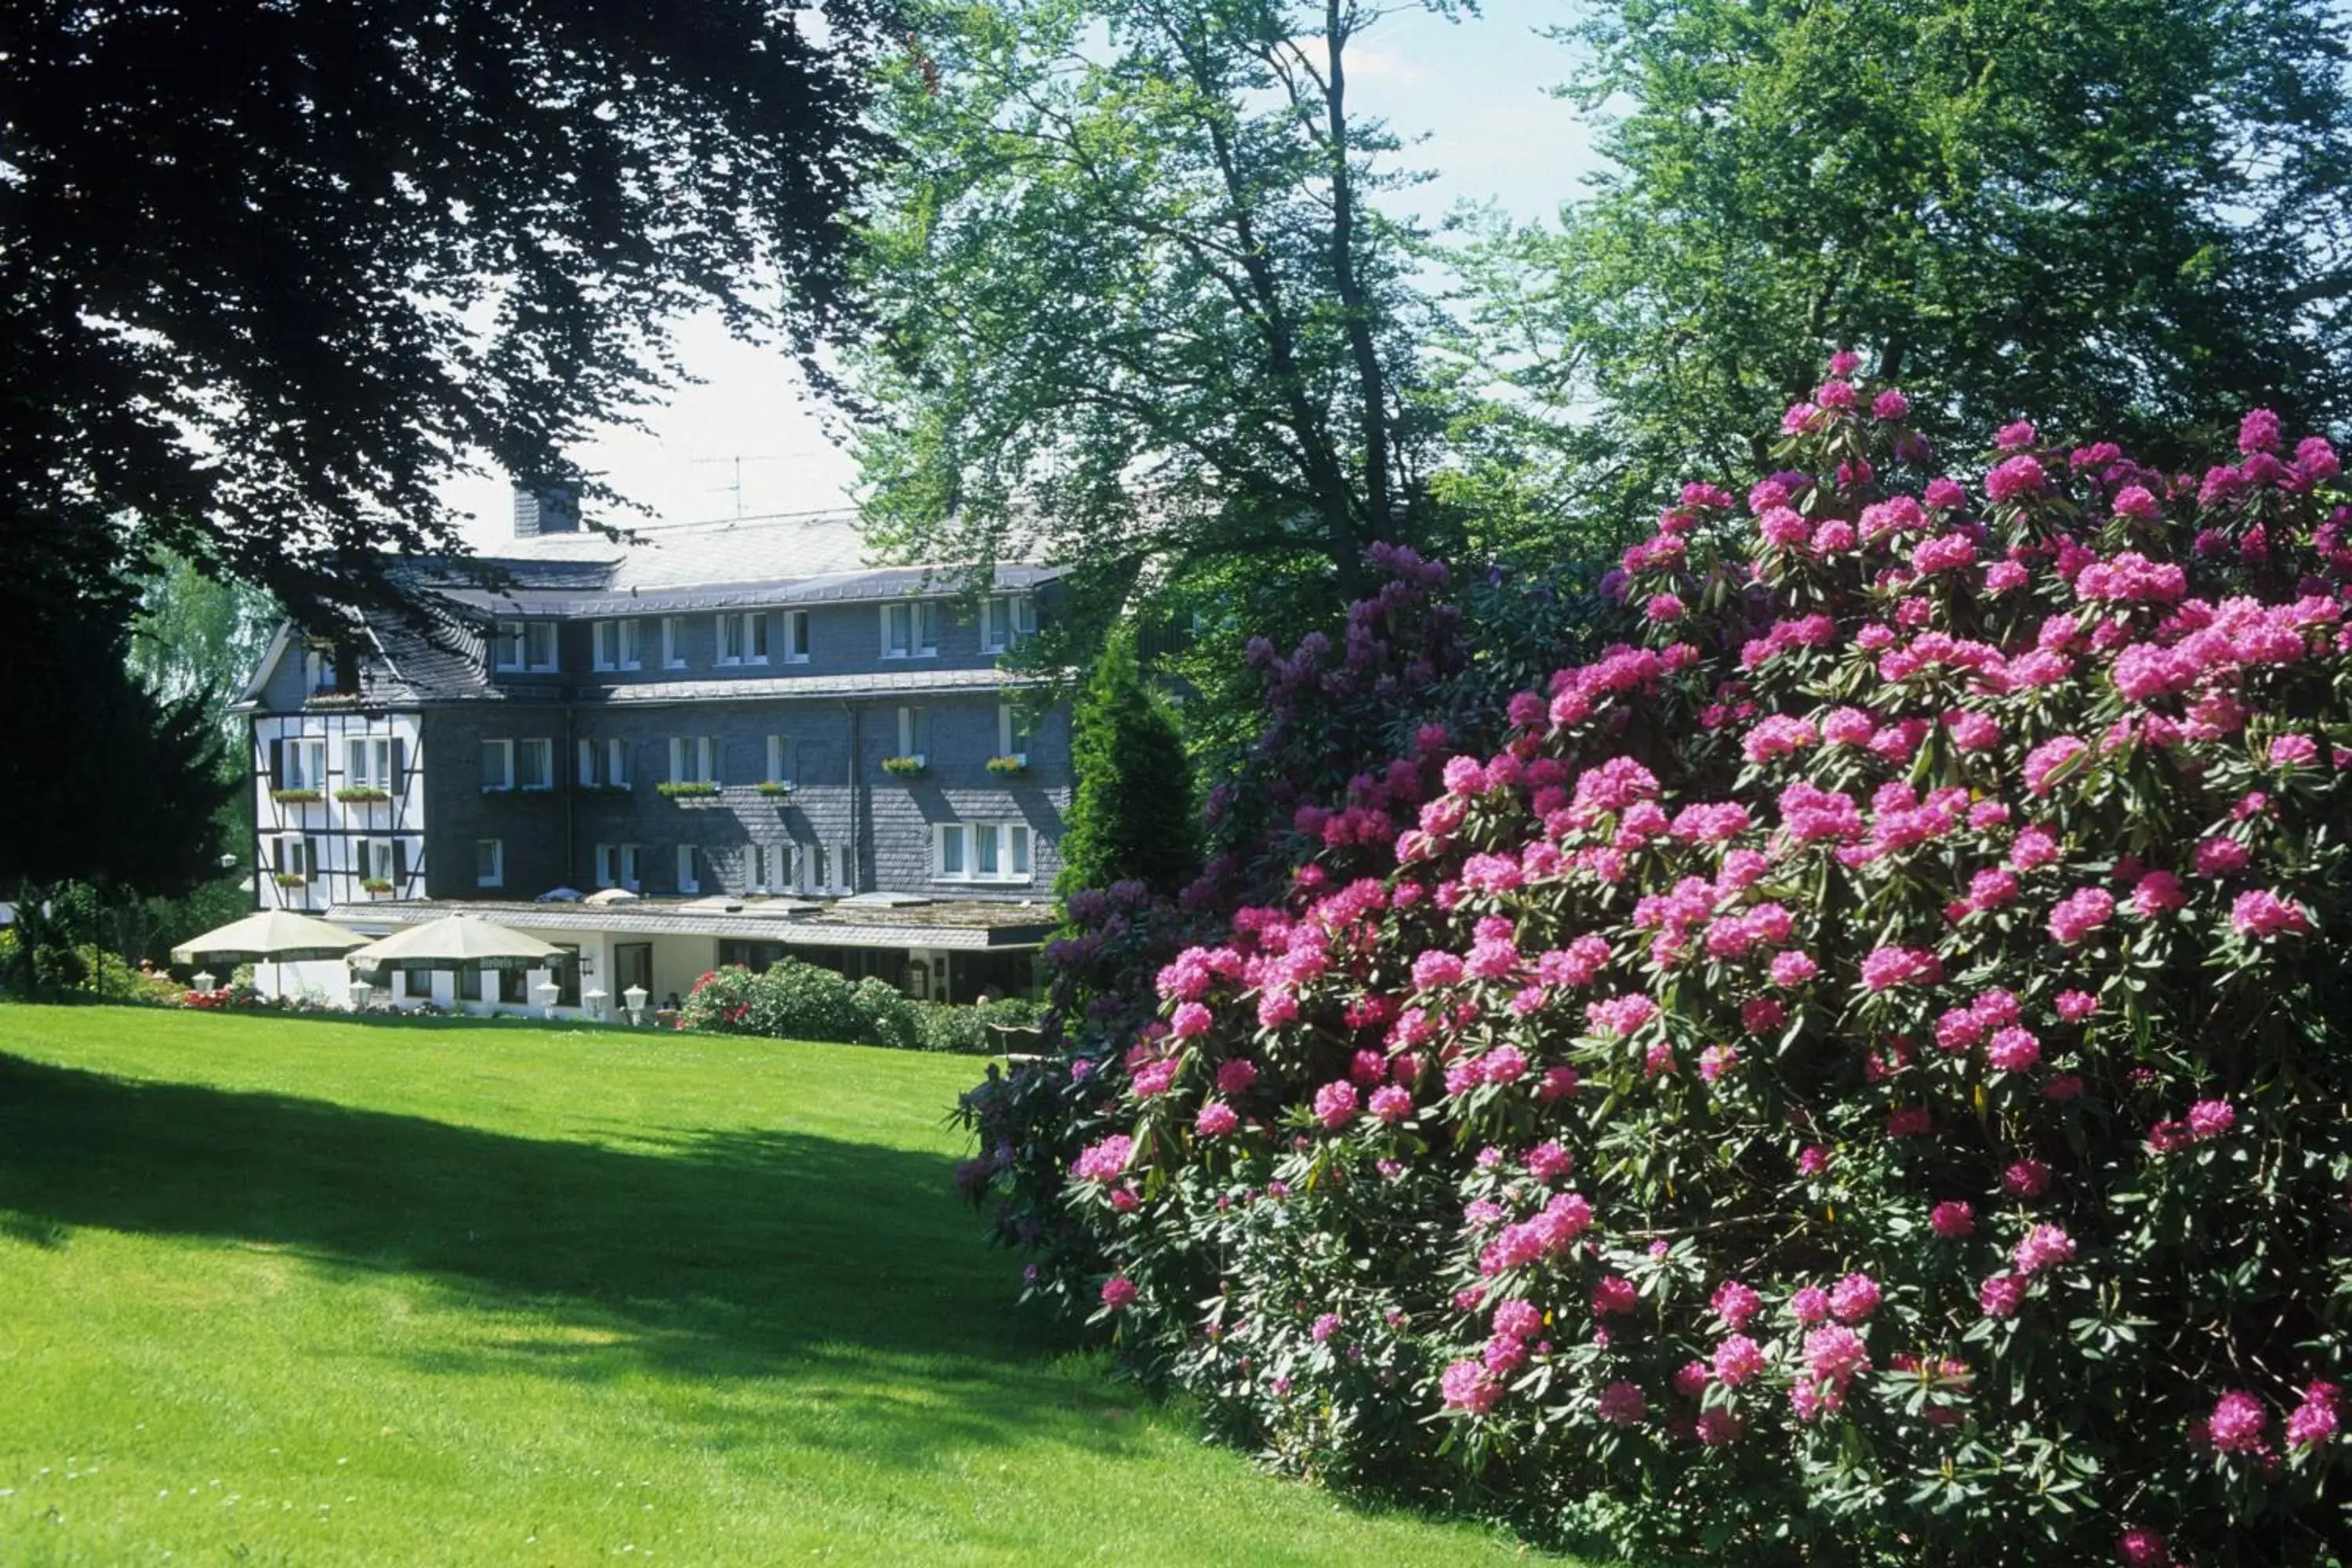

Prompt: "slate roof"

[418,510,1059,617]
[324,896,1058,950]
[236,510,1062,712]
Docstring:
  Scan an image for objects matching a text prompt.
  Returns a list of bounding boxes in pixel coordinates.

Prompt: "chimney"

[511,482,580,538]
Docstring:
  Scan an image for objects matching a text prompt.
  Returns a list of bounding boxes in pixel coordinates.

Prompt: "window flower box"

[656,781,722,799]
[359,877,394,894]
[270,788,322,804]
[334,786,390,803]
[575,782,631,796]
[756,781,795,797]
[985,754,1029,778]
[272,873,310,889]
[880,754,927,778]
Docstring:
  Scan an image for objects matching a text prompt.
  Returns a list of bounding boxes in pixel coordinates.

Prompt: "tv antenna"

[692,454,792,520]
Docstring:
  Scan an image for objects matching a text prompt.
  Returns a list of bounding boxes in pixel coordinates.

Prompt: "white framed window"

[593,842,643,890]
[676,844,701,895]
[358,838,396,882]
[982,594,1037,653]
[668,735,722,786]
[933,822,1033,884]
[347,735,393,791]
[592,619,641,671]
[278,735,328,790]
[274,834,312,877]
[476,838,504,887]
[717,612,769,666]
[881,600,939,659]
[517,738,554,791]
[765,734,793,786]
[590,842,645,891]
[750,843,796,894]
[779,609,810,663]
[809,843,831,895]
[301,644,347,695]
[661,616,687,670]
[997,703,1034,764]
[895,706,930,763]
[834,840,854,895]
[579,736,631,789]
[496,621,557,673]
[480,739,514,792]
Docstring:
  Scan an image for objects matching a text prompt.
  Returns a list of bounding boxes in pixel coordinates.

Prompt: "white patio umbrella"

[171,909,371,995]
[343,912,563,973]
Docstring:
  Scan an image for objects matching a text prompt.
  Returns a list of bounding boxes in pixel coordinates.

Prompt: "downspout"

[249,713,265,910]
[839,699,860,895]
[563,702,575,892]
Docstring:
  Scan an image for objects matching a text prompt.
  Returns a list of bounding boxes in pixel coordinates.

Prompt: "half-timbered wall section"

[250,708,427,911]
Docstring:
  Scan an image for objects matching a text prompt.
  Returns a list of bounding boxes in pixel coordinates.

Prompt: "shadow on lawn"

[0,1050,1125,1470]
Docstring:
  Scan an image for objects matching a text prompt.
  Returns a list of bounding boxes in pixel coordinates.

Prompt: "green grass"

[0,1006,1549,1566]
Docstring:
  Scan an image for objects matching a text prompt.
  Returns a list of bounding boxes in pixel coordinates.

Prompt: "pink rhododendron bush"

[960,376,2352,1564]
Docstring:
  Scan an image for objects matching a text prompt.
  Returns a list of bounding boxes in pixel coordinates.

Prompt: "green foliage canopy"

[1460,0,2352,541]
[853,0,1463,633]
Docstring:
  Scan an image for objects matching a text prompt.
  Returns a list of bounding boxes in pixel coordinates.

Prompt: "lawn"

[0,1005,1548,1566]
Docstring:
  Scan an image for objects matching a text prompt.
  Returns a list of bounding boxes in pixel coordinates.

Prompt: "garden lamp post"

[533,975,561,1019]
[348,977,374,1011]
[192,970,216,995]
[623,983,648,1026]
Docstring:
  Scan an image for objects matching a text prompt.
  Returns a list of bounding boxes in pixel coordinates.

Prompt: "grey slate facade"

[234,506,1069,1001]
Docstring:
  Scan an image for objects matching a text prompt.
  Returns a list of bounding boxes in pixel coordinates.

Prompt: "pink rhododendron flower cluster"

[966,382,2351,1565]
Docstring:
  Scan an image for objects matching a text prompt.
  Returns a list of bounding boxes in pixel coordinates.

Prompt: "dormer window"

[717,612,769,666]
[982,595,1037,653]
[494,620,557,673]
[882,600,939,659]
[591,619,641,672]
[301,641,358,696]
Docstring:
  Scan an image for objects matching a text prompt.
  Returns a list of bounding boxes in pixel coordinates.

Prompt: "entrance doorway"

[613,942,653,1005]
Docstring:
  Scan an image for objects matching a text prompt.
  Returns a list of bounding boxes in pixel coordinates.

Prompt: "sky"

[441,0,1607,549]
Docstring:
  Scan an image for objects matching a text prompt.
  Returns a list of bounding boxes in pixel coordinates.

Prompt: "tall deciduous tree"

[2,0,885,895]
[852,0,1459,638]
[5,0,886,619]
[1461,0,2352,539]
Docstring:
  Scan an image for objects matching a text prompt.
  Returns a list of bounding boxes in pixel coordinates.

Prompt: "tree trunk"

[1322,2,1395,549]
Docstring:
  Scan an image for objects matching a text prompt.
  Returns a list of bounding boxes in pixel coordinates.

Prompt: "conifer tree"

[1057,633,1198,899]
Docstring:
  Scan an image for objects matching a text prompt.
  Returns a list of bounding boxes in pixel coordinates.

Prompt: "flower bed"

[963,376,2351,1565]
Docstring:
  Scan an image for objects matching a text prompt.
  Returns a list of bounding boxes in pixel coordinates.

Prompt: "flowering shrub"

[961,378,2352,1563]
